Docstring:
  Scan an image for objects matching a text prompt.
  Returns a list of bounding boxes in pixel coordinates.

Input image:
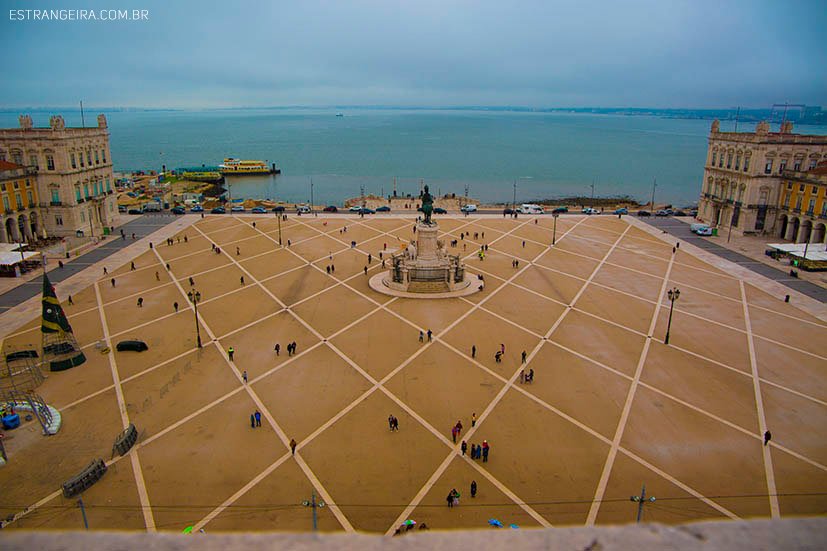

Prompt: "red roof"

[0,160,25,171]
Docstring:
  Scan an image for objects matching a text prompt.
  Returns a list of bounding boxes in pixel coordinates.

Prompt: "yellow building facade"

[0,160,42,243]
[776,163,827,245]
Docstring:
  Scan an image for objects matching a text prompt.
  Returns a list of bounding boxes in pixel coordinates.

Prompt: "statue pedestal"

[416,223,439,260]
[371,219,482,299]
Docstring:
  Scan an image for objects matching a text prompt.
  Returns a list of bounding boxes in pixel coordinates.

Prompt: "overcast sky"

[2,0,826,108]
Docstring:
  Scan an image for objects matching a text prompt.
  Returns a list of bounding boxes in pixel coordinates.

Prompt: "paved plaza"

[1,213,825,533]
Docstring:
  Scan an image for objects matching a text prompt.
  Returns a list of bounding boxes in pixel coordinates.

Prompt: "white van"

[690,223,710,234]
[518,204,544,214]
[297,205,311,214]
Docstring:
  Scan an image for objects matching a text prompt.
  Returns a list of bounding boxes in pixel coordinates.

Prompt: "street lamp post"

[664,287,680,345]
[630,484,656,523]
[310,178,314,216]
[277,211,282,245]
[187,289,203,348]
[552,213,559,245]
[512,180,517,212]
[650,178,657,210]
[590,180,595,209]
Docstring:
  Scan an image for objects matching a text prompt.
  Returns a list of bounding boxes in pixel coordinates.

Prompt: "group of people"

[465,440,490,462]
[387,414,400,431]
[519,368,535,384]
[273,341,298,356]
[450,420,463,442]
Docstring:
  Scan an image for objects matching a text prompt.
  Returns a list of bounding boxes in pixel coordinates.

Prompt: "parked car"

[696,226,714,236]
[690,209,698,217]
[551,207,568,214]
[171,206,186,215]
[518,204,545,214]
[637,210,651,216]
[190,205,204,213]
[231,205,245,212]
[581,207,599,215]
[323,205,338,212]
[460,204,477,213]
[127,209,142,215]
[211,207,226,214]
[349,205,363,212]
[503,208,515,215]
[358,208,375,215]
[655,209,669,216]
[272,206,285,213]
[376,205,391,212]
[614,208,628,215]
[251,206,267,214]
[433,207,447,214]
[297,205,311,214]
[673,210,688,217]
[117,205,127,213]
[116,340,148,352]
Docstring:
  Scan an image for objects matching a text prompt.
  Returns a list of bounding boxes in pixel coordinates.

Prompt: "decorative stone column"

[416,223,439,260]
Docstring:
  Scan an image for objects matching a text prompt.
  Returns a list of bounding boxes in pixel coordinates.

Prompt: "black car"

[433,207,447,214]
[127,209,142,215]
[171,206,186,215]
[116,340,148,352]
[211,207,226,214]
[358,208,375,215]
[551,207,568,214]
[673,210,688,217]
[323,205,338,212]
[117,205,127,213]
[272,206,286,213]
[376,206,391,212]
[637,210,651,217]
[503,208,515,215]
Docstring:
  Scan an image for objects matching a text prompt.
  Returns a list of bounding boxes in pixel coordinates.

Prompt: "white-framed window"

[735,154,741,171]
[26,190,33,206]
[765,160,773,174]
[727,153,733,169]
[84,184,89,198]
[101,149,106,163]
[810,159,818,170]
[711,151,717,166]
[11,150,23,165]
[46,154,55,170]
[3,196,10,212]
[51,190,60,203]
[86,151,92,165]
[55,215,63,226]
[744,155,751,172]
[783,194,790,208]
[794,159,802,171]
[795,196,802,210]
[80,211,85,222]
[15,193,22,209]
[29,155,38,169]
[779,160,787,173]
[95,150,100,164]
[808,198,816,214]
[71,153,77,169]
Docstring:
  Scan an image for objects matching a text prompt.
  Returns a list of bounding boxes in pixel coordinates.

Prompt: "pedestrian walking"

[368,253,372,264]
[451,425,458,443]
[461,440,467,455]
[470,443,477,459]
[419,330,424,343]
[103,266,108,275]
[427,329,432,342]
[184,235,188,242]
[520,369,525,383]
[495,351,502,363]
[500,343,505,354]
[166,263,170,270]
[326,265,330,274]
[764,430,772,446]
[67,295,74,305]
[274,343,280,356]
[522,240,525,248]
[240,276,245,285]
[392,416,399,431]
[211,243,216,251]
[471,412,476,427]
[255,410,261,427]
[291,341,297,355]
[389,414,394,431]
[528,368,534,383]
[137,297,143,308]
[471,345,476,358]
[447,491,454,508]
[173,301,179,312]
[290,438,297,455]
[521,350,527,363]
[471,480,477,498]
[250,414,255,428]
[331,264,335,274]
[111,278,116,287]
[364,266,368,276]
[242,370,248,383]
[156,271,160,281]
[482,440,490,462]
[228,346,235,361]
[189,277,194,286]
[131,261,136,271]
[236,246,240,256]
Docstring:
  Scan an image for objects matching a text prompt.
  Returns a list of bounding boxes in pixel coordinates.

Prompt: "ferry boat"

[219,158,280,175]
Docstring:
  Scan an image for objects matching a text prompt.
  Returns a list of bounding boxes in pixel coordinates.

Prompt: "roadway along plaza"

[1,213,825,533]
